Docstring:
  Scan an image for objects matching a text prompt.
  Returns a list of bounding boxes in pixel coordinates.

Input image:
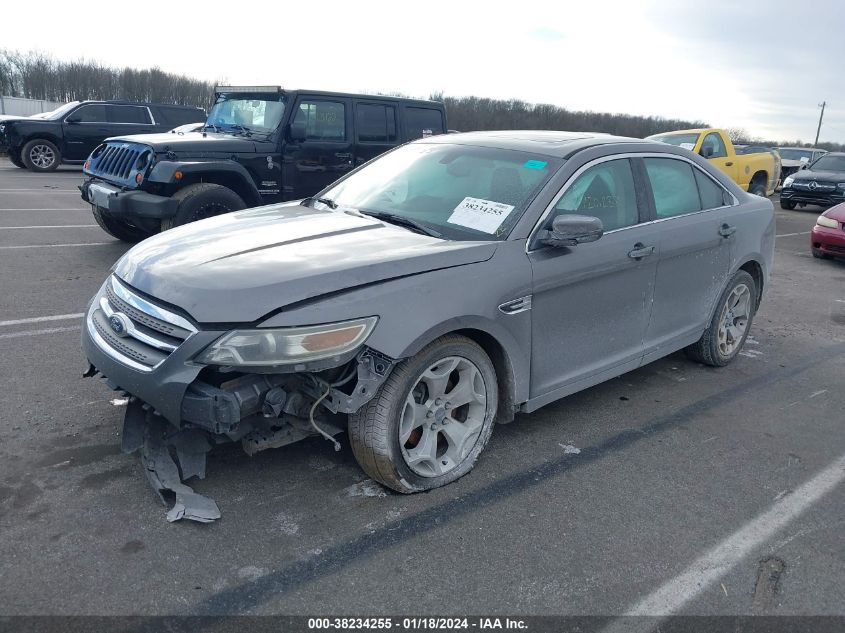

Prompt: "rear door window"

[694,169,730,209]
[69,105,107,123]
[644,158,702,218]
[404,107,445,140]
[356,103,398,143]
[107,105,152,124]
[293,100,346,141]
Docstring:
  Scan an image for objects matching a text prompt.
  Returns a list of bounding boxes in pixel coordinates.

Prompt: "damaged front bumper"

[82,276,394,523]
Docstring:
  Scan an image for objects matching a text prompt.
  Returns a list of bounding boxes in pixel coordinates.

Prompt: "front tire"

[685,270,757,367]
[160,183,246,231]
[811,247,829,260]
[21,139,60,172]
[780,200,796,210]
[348,335,498,494]
[92,206,155,243]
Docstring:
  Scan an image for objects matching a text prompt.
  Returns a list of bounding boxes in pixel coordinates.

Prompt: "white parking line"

[0,313,84,327]
[0,225,98,230]
[603,450,845,628]
[0,242,113,250]
[0,208,88,211]
[776,230,812,238]
[0,189,80,193]
[0,325,81,340]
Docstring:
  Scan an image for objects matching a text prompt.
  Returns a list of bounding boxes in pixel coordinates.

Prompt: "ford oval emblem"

[108,313,131,337]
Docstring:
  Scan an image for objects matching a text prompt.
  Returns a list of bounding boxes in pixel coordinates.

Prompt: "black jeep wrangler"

[80,86,448,242]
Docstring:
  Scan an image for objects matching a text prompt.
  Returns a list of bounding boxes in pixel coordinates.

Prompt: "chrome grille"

[87,276,197,372]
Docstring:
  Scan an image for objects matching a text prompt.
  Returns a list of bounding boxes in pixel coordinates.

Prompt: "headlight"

[197,317,378,367]
[837,183,845,189]
[782,176,794,188]
[816,215,839,229]
[0,123,5,133]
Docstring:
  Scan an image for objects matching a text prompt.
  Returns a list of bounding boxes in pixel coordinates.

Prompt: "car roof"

[282,89,442,107]
[77,100,204,109]
[778,146,825,151]
[416,130,648,158]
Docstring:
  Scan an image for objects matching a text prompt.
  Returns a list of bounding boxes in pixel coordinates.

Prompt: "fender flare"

[148,160,262,205]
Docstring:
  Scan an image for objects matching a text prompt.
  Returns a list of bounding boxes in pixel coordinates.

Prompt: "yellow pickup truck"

[647,128,780,197]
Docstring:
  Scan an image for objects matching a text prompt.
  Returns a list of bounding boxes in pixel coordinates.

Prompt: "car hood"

[823,202,845,222]
[113,203,498,323]
[792,170,845,184]
[105,131,259,153]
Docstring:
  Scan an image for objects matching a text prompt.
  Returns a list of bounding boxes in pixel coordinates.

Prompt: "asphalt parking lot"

[0,157,843,618]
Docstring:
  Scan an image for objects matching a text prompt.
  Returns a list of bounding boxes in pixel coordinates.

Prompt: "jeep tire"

[161,183,246,231]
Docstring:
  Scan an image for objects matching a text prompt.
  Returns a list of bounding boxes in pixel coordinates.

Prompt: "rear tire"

[348,335,498,494]
[21,139,60,172]
[161,183,246,231]
[748,181,767,197]
[780,200,796,210]
[685,270,757,367]
[92,206,154,243]
[8,153,26,168]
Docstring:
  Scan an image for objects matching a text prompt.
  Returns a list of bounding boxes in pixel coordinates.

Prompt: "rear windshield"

[648,133,700,148]
[779,149,812,161]
[810,155,845,172]
[320,143,562,241]
[156,106,205,127]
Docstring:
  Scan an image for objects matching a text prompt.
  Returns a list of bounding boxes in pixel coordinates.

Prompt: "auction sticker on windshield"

[447,197,514,234]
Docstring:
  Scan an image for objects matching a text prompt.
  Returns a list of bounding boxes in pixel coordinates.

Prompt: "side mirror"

[800,163,809,170]
[541,214,603,247]
[701,146,714,158]
[288,120,307,142]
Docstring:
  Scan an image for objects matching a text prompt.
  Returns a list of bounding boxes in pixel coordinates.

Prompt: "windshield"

[779,149,813,161]
[809,155,845,172]
[46,101,81,120]
[207,93,286,132]
[648,133,700,148]
[320,143,561,241]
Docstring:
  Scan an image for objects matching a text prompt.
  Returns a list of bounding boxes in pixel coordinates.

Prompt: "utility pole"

[814,101,826,146]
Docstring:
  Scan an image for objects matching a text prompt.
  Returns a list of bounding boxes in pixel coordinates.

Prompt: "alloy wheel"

[29,144,56,169]
[400,356,488,477]
[717,283,752,357]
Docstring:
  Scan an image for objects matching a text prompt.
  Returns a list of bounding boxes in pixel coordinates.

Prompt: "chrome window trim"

[110,276,198,333]
[526,152,739,254]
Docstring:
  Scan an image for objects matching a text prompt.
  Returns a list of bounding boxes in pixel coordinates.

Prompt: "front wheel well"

[453,328,516,424]
[180,171,260,206]
[739,260,764,308]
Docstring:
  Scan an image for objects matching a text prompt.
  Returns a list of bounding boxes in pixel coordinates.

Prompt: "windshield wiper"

[358,210,442,238]
[202,123,222,133]
[303,196,338,209]
[228,124,253,136]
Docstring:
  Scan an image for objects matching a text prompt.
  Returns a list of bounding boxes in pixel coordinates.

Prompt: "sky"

[4,0,845,143]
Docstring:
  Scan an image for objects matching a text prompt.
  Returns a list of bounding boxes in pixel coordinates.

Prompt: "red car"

[811,203,845,259]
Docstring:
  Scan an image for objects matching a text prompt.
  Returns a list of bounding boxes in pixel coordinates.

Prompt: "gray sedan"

[82,131,775,521]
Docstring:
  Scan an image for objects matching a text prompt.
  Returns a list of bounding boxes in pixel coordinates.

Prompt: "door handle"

[628,243,655,260]
[719,223,736,238]
[334,152,352,159]
[725,161,733,167]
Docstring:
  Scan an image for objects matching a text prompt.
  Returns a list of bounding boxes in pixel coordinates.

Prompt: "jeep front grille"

[87,276,196,372]
[83,141,151,188]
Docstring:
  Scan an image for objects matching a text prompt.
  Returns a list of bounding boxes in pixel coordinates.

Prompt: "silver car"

[82,131,775,521]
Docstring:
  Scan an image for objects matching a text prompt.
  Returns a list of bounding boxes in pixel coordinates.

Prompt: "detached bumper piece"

[122,401,221,523]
